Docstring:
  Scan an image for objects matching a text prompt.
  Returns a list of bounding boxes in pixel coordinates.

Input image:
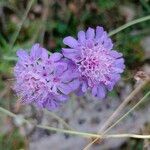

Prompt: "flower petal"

[68,79,80,91]
[112,67,124,73]
[114,58,125,68]
[75,86,85,96]
[95,26,104,40]
[30,43,42,60]
[97,85,106,98]
[58,83,72,95]
[58,79,79,95]
[63,51,82,62]
[57,94,68,102]
[103,38,113,50]
[81,82,88,92]
[41,48,48,60]
[78,31,86,43]
[99,31,107,44]
[92,85,98,97]
[46,99,58,110]
[54,62,68,76]
[62,48,78,53]
[110,50,123,58]
[106,74,120,91]
[86,27,95,40]
[115,58,124,64]
[63,36,78,48]
[61,68,80,82]
[17,50,29,61]
[50,52,63,62]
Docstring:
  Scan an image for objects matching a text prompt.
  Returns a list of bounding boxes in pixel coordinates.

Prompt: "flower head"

[62,26,125,98]
[14,44,79,110]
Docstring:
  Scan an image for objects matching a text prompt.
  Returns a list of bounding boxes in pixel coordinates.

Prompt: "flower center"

[78,44,115,86]
[53,77,60,83]
[24,74,46,92]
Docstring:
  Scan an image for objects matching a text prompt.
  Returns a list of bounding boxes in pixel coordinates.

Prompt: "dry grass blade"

[1,106,150,140]
[82,79,149,150]
[10,0,35,48]
[44,109,73,130]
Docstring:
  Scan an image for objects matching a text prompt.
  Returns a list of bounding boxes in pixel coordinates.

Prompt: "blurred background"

[0,0,150,150]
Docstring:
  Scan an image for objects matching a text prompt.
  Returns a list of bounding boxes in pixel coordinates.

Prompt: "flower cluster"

[14,44,79,110]
[62,26,125,98]
[14,26,125,110]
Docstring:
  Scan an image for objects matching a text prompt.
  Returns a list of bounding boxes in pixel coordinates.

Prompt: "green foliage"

[0,1,150,148]
[115,31,145,69]
[97,0,118,10]
[0,129,26,150]
[129,139,143,150]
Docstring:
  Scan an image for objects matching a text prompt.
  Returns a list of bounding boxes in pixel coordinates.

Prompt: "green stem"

[3,56,18,61]
[0,107,16,118]
[10,0,35,48]
[104,90,150,135]
[106,134,150,139]
[83,90,150,147]
[1,106,150,139]
[44,109,73,130]
[99,80,149,132]
[0,106,99,138]
[36,124,99,138]
[109,15,150,36]
[3,15,150,62]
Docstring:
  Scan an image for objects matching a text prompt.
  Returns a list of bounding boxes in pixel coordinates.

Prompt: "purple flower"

[14,44,79,110]
[62,26,125,98]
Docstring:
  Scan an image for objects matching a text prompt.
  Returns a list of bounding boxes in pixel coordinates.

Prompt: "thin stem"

[30,0,50,44]
[39,0,49,44]
[105,134,150,139]
[44,109,73,130]
[1,106,150,140]
[0,106,72,131]
[100,80,148,133]
[3,55,18,61]
[0,107,16,118]
[83,80,149,150]
[0,106,90,138]
[36,124,98,138]
[109,15,150,36]
[10,0,35,48]
[3,15,150,62]
[36,125,150,140]
[83,90,150,149]
[103,90,150,135]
